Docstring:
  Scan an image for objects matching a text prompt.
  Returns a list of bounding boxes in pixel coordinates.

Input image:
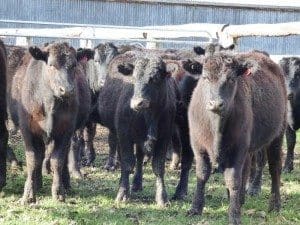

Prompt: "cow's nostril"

[137,101,143,107]
[207,100,224,113]
[287,93,293,100]
[209,101,215,107]
[59,87,65,94]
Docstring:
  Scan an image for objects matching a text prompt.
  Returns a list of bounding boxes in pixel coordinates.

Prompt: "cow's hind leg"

[170,127,181,170]
[83,122,96,166]
[267,135,283,212]
[247,149,266,196]
[7,145,22,170]
[173,131,193,200]
[283,126,295,173]
[68,130,83,179]
[104,131,118,171]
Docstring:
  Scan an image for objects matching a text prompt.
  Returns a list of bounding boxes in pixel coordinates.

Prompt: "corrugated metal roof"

[114,0,300,10]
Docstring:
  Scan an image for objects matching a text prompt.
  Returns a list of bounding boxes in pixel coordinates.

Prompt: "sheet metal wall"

[0,0,299,54]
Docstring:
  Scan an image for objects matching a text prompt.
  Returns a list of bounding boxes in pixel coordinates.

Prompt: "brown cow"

[188,52,286,225]
[11,42,88,203]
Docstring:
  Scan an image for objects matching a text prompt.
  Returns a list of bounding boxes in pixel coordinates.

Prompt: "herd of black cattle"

[0,39,299,225]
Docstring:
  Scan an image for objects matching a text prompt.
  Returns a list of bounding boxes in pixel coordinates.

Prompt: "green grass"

[0,128,299,225]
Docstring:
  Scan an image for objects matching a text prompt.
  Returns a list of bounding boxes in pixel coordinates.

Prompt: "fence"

[0,19,218,49]
[0,19,300,62]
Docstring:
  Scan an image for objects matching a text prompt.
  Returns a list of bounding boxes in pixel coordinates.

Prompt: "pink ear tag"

[244,68,252,76]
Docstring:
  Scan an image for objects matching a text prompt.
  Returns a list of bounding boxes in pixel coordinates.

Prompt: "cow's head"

[280,57,300,102]
[204,43,235,57]
[201,53,256,116]
[118,56,171,111]
[76,48,94,62]
[29,42,77,98]
[193,46,206,55]
[182,59,203,75]
[93,42,119,87]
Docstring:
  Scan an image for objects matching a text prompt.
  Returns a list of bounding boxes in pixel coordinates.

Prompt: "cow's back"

[97,77,127,131]
[239,53,286,150]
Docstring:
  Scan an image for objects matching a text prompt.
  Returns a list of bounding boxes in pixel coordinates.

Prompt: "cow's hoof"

[187,208,201,216]
[172,191,187,201]
[282,165,293,173]
[19,197,36,205]
[131,184,143,192]
[115,189,129,203]
[247,186,261,196]
[70,170,83,180]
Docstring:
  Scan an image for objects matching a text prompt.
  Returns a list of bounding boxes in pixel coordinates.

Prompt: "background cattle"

[247,56,300,197]
[0,39,8,191]
[77,43,143,170]
[280,57,300,173]
[188,52,286,225]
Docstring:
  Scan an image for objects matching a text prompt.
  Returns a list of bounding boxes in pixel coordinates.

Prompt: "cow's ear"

[225,44,235,50]
[193,46,205,55]
[29,46,48,62]
[76,48,95,62]
[182,59,203,74]
[118,63,134,76]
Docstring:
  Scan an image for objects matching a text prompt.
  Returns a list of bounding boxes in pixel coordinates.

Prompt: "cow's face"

[280,57,300,102]
[93,42,118,87]
[201,53,252,117]
[182,59,203,75]
[204,43,235,57]
[118,56,171,111]
[29,42,77,98]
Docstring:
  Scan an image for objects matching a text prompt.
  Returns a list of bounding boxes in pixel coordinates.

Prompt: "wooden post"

[79,39,93,48]
[146,39,159,49]
[15,36,32,46]
[144,33,159,49]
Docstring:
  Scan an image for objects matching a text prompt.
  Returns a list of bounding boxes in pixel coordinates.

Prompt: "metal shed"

[0,0,299,54]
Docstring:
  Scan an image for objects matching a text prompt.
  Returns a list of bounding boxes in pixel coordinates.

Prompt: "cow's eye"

[224,57,233,64]
[48,63,56,69]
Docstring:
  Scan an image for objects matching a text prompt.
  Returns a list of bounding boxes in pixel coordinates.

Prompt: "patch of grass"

[0,127,299,225]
